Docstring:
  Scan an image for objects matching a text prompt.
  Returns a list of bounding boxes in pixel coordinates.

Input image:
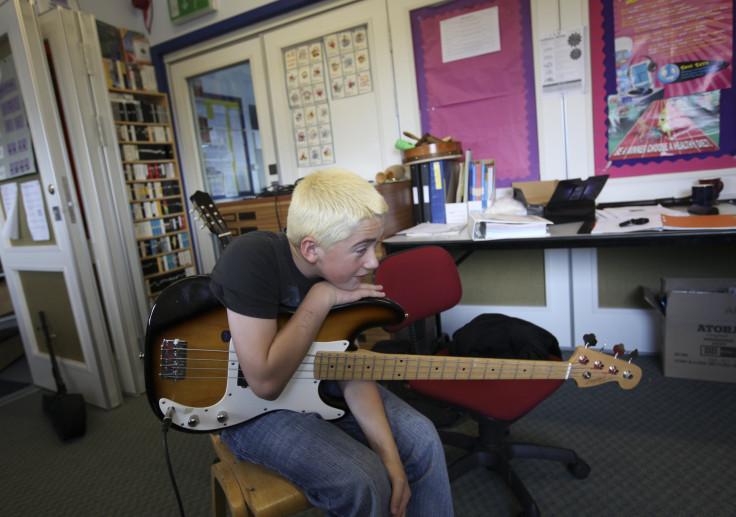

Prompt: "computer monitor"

[629,60,653,93]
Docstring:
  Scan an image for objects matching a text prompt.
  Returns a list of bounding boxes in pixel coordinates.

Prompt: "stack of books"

[97,20,158,92]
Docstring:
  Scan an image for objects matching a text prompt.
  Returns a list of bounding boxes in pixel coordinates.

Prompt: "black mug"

[692,184,716,207]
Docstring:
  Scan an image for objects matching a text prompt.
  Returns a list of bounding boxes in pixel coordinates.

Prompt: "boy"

[210,168,453,516]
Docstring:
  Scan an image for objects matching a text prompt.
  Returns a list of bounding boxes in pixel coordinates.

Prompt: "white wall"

[76,0,140,32]
[79,0,297,47]
[76,0,736,201]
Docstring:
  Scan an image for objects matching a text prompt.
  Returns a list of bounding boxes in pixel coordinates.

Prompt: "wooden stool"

[210,434,313,517]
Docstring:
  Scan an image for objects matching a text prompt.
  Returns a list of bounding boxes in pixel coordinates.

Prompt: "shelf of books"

[109,88,195,301]
[97,19,196,303]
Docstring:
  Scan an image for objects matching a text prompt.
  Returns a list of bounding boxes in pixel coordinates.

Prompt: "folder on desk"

[470,212,551,240]
[428,161,447,223]
[410,164,423,224]
[419,162,432,223]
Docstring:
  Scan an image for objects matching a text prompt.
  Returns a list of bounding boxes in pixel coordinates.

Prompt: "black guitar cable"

[162,407,186,517]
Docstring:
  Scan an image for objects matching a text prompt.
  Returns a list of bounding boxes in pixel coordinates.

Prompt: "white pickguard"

[159,340,351,432]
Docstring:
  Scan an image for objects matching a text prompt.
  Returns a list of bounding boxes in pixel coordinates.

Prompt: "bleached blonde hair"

[286,168,387,249]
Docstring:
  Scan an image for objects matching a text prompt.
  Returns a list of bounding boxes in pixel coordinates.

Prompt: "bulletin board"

[263,0,400,182]
[589,0,736,178]
[195,94,252,199]
[410,0,539,187]
[282,25,374,168]
[0,176,55,246]
[1,35,37,181]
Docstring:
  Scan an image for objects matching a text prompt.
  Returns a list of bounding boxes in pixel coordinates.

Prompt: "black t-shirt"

[209,231,317,318]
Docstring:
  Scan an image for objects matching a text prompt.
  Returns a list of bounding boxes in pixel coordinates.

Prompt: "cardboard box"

[647,278,736,383]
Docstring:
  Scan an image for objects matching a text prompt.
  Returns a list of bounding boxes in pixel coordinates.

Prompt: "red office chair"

[374,246,590,517]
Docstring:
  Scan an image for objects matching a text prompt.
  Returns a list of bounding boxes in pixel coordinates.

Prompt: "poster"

[590,0,735,177]
[283,25,373,167]
[0,48,38,181]
[540,27,586,97]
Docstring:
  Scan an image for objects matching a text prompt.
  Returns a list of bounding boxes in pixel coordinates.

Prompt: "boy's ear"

[300,237,320,264]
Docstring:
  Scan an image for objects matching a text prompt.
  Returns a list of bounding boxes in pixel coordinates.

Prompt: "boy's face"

[315,218,384,291]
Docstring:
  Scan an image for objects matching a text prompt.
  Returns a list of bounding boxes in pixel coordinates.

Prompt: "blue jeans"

[220,382,454,517]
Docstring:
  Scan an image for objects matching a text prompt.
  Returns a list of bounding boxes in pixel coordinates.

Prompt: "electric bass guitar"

[143,275,642,433]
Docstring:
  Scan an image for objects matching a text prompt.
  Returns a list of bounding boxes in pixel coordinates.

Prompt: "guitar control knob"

[188,415,200,427]
[217,411,229,424]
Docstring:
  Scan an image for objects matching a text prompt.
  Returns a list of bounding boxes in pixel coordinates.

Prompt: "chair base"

[441,418,590,517]
[210,434,313,517]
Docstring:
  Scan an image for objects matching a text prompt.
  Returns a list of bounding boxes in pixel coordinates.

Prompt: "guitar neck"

[190,190,234,248]
[313,350,569,382]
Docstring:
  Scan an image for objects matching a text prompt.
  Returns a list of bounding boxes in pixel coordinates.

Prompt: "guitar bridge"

[160,339,187,381]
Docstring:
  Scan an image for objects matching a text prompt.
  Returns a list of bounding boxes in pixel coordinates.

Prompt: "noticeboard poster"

[0,41,37,182]
[283,25,374,168]
[410,0,539,188]
[590,0,735,178]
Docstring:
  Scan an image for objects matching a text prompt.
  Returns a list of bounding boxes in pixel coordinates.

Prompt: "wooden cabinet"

[216,195,292,236]
[214,180,413,256]
[109,88,195,303]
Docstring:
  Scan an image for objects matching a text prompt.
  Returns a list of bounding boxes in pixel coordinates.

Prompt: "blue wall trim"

[150,0,325,94]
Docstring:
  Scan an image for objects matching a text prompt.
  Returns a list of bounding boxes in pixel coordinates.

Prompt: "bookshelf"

[109,87,195,303]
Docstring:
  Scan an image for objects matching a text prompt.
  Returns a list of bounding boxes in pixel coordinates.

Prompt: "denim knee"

[316,451,392,516]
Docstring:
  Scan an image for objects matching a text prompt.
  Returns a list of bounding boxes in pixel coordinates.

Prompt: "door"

[0,0,121,408]
[168,36,276,273]
[37,7,148,396]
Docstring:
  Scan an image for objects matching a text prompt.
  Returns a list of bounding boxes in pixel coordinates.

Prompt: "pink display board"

[411,0,539,187]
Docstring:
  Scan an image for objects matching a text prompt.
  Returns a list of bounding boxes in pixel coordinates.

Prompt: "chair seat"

[410,377,564,421]
[210,434,313,517]
[410,354,564,421]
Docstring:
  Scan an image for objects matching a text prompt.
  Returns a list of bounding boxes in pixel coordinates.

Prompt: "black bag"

[451,314,560,360]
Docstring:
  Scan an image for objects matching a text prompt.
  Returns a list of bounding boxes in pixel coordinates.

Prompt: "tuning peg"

[613,343,626,358]
[627,349,639,363]
[583,333,597,348]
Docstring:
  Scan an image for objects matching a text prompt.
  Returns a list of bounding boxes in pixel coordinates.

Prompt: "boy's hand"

[386,461,411,516]
[313,281,385,307]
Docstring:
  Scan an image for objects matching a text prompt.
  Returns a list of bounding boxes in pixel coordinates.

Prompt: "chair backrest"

[374,246,462,332]
[376,248,564,421]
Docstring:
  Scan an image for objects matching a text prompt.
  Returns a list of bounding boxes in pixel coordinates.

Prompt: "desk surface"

[383,204,736,253]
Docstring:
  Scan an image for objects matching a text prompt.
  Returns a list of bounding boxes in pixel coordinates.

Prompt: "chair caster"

[519,504,540,517]
[567,459,591,479]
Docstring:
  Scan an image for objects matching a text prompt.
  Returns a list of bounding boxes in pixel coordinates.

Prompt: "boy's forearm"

[340,381,402,463]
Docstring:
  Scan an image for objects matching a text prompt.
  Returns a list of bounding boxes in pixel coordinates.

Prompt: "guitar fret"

[315,351,620,384]
[400,356,409,380]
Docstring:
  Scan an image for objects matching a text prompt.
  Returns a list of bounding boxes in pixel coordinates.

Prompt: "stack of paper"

[592,205,680,234]
[592,206,736,234]
[396,222,467,237]
[470,212,551,240]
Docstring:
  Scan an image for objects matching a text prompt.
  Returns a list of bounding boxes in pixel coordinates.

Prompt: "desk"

[381,204,736,354]
[383,205,736,255]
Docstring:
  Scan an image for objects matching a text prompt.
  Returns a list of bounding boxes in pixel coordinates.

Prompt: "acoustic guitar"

[144,275,642,433]
[189,190,234,248]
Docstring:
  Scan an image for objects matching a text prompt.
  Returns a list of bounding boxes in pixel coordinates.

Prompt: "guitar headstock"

[567,344,642,390]
[190,191,233,248]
